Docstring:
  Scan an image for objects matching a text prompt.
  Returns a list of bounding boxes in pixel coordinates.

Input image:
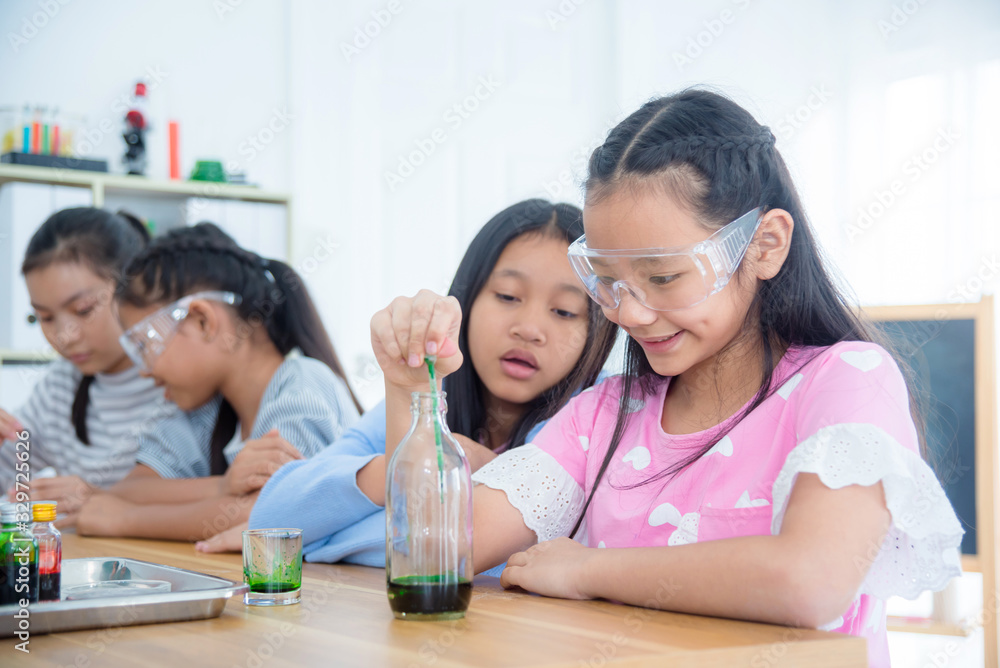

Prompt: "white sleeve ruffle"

[472,444,584,543]
[772,423,964,601]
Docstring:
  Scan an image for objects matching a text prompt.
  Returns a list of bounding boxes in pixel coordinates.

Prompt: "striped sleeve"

[135,399,220,479]
[236,358,359,462]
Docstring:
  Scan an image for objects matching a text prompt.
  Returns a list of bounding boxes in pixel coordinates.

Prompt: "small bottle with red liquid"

[31,501,61,601]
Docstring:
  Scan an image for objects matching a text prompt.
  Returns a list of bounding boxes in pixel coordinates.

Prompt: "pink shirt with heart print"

[473,341,964,668]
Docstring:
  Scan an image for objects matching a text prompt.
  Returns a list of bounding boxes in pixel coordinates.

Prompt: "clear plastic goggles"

[119,291,241,372]
[567,208,763,312]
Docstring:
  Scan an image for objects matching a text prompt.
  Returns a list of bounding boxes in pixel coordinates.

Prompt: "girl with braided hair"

[1,207,179,523]
[374,90,961,665]
[76,223,360,541]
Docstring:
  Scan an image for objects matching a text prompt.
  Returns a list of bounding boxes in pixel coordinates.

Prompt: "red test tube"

[168,121,180,180]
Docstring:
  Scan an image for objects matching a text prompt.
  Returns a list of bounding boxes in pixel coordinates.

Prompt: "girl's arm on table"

[108,464,224,503]
[472,485,543,574]
[499,474,890,629]
[77,490,258,542]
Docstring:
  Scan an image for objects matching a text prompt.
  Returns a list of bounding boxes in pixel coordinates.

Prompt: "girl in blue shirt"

[76,223,361,541]
[197,199,617,564]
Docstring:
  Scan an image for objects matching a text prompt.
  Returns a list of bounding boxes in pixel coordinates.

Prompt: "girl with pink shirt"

[371,89,962,667]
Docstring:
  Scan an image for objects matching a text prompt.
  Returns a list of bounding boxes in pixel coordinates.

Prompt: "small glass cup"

[242,528,303,606]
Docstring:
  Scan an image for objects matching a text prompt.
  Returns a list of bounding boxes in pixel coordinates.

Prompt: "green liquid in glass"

[249,581,299,594]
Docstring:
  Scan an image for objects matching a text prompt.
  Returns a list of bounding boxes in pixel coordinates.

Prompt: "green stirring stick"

[425,356,446,502]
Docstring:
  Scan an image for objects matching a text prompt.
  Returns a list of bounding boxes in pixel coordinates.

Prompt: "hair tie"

[757,126,776,148]
[260,258,276,284]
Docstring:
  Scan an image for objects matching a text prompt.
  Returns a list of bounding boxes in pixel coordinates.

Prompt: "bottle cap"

[32,501,57,522]
[1,502,24,523]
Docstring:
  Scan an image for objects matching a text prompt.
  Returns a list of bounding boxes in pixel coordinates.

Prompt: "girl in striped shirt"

[0,207,175,524]
[76,223,361,541]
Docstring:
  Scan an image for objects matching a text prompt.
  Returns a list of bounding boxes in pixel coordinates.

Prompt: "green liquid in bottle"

[387,574,472,620]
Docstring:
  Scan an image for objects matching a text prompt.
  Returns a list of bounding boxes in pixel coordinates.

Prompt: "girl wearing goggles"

[0,208,180,523]
[393,91,960,666]
[76,223,361,542]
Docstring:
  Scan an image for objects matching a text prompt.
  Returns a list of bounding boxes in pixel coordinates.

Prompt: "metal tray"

[0,557,247,638]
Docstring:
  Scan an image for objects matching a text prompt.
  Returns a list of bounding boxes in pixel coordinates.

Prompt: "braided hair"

[117,222,361,473]
[22,207,150,446]
[571,89,885,535]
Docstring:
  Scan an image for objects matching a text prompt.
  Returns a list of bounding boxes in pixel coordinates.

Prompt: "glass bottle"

[386,391,473,620]
[31,501,61,601]
[0,502,38,605]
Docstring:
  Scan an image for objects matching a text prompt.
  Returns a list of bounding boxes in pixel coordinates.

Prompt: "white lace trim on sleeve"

[772,423,964,601]
[472,444,585,543]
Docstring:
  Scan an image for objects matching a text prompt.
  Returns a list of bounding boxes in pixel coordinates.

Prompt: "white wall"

[285,0,621,405]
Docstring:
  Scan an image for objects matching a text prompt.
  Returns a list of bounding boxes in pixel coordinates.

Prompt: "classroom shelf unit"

[0,163,292,357]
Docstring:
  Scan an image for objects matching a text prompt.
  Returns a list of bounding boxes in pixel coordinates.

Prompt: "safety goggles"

[567,208,763,312]
[119,291,241,372]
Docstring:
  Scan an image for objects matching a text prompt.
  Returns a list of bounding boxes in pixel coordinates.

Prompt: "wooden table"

[6,534,867,667]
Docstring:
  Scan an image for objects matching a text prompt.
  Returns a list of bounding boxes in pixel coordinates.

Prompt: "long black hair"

[572,89,894,534]
[117,222,361,474]
[21,207,151,446]
[443,199,618,450]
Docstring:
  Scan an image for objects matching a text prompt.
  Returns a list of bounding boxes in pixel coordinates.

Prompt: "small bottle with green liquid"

[0,502,39,605]
[385,358,473,620]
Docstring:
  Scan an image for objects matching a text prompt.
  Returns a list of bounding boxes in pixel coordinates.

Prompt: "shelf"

[0,349,56,364]
[0,163,290,205]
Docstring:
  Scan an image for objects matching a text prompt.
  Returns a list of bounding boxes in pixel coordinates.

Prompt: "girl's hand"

[195,521,247,553]
[370,290,463,391]
[0,409,24,442]
[500,537,596,600]
[27,475,96,515]
[222,430,303,496]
